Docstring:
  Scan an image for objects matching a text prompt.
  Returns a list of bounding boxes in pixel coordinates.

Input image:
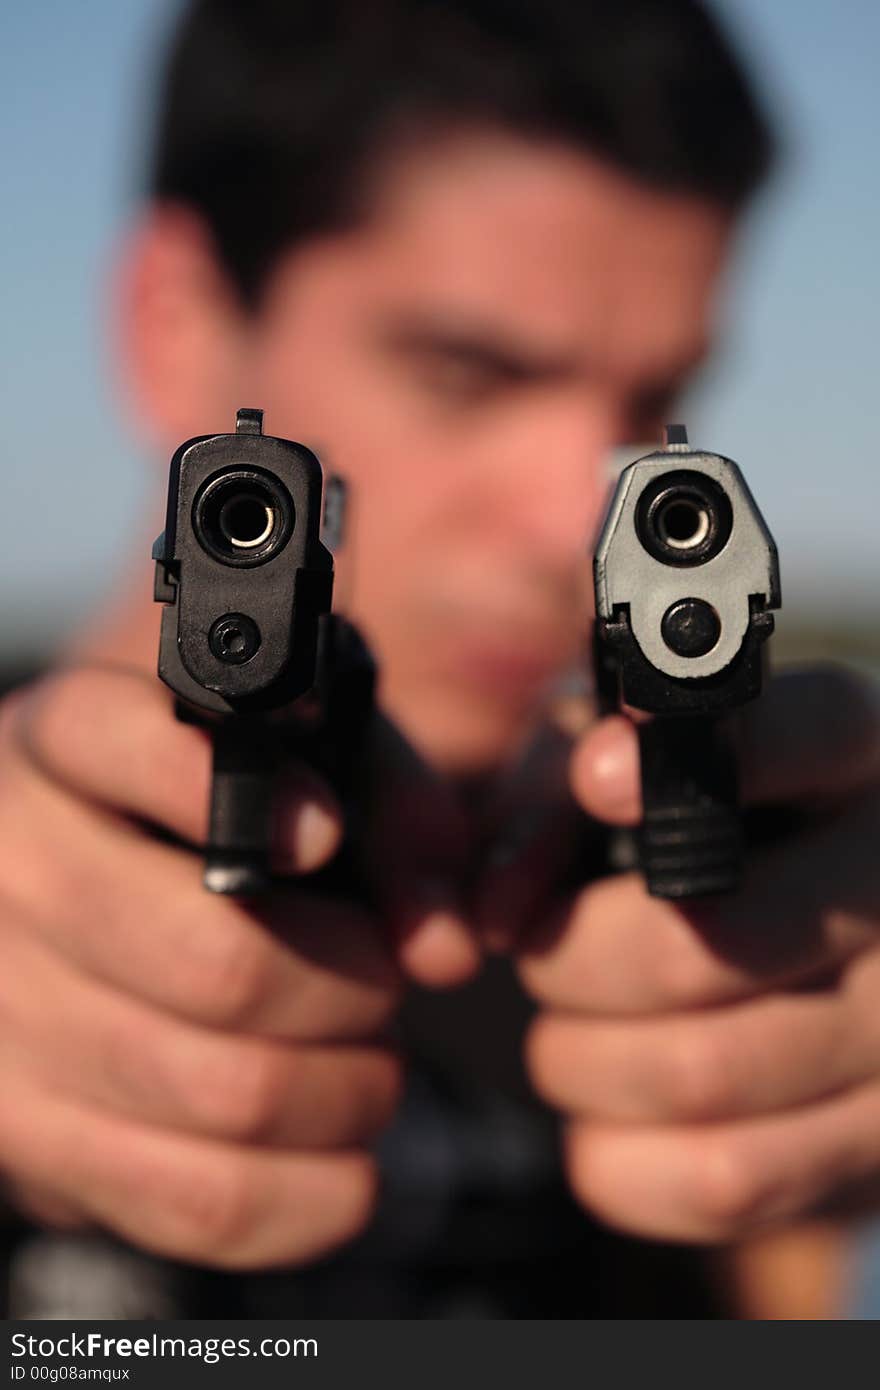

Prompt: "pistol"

[152,407,375,895]
[592,424,781,899]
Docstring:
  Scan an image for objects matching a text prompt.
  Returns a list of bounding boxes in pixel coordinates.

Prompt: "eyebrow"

[374,311,583,384]
[373,309,712,403]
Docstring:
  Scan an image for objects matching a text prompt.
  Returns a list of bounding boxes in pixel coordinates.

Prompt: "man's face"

[143,132,733,771]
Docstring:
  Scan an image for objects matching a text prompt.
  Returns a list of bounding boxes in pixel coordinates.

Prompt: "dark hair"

[151,0,774,304]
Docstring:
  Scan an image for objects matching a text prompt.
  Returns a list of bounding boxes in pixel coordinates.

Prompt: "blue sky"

[1,0,877,653]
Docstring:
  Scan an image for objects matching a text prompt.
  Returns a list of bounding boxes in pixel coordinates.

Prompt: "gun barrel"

[592,426,781,899]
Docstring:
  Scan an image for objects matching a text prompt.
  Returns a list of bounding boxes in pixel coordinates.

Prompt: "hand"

[516,665,880,1242]
[0,663,475,1268]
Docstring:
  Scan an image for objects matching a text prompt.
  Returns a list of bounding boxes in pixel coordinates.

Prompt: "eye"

[620,387,679,444]
[412,351,517,406]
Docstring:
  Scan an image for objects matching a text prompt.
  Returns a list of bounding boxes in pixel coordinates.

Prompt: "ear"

[110,204,250,449]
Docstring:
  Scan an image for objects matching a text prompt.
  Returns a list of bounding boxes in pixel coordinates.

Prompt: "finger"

[15,666,342,872]
[361,712,480,987]
[518,791,880,1014]
[570,714,641,826]
[527,951,880,1123]
[0,927,401,1148]
[0,1082,377,1269]
[573,665,880,826]
[3,762,400,1039]
[1,1180,86,1232]
[565,1078,880,1243]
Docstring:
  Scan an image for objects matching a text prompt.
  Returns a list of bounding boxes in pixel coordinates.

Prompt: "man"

[1,0,877,1317]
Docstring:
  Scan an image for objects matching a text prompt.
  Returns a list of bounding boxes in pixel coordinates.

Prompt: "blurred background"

[1,0,878,1318]
[2,0,878,679]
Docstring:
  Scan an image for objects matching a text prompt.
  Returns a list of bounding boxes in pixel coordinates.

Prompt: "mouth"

[437,625,576,698]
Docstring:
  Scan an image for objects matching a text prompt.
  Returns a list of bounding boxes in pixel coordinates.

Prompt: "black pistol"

[592,424,781,899]
[153,407,375,895]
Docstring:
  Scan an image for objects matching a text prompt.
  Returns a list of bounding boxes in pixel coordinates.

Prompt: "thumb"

[570,714,641,826]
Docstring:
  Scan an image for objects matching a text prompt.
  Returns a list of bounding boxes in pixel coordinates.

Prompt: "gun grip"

[637,716,743,899]
[204,724,276,895]
[197,616,376,897]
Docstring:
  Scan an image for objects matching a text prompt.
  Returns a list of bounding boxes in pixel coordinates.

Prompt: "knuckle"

[7,1181,89,1233]
[0,802,72,931]
[663,1026,739,1122]
[347,1156,381,1231]
[324,1155,380,1247]
[688,1140,768,1236]
[295,1048,403,1147]
[181,922,272,1028]
[523,1016,564,1105]
[167,1158,257,1264]
[24,669,99,777]
[562,1120,598,1212]
[195,1045,288,1143]
[654,925,715,1010]
[356,1052,404,1138]
[300,972,403,1045]
[359,974,404,1034]
[184,1154,378,1269]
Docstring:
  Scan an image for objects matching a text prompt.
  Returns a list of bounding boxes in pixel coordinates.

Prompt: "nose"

[479,399,615,566]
